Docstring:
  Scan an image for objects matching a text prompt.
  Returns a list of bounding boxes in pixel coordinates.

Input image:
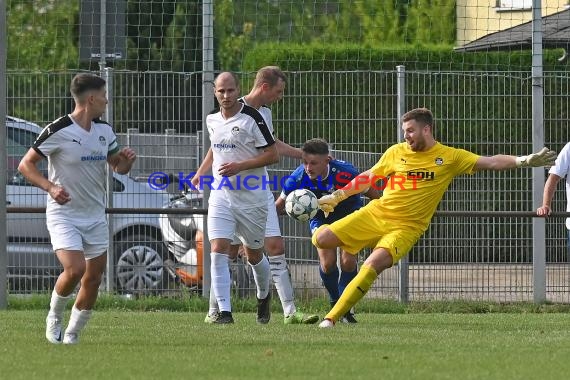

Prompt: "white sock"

[64,305,92,336]
[250,255,270,299]
[211,252,231,312]
[269,254,296,316]
[48,289,72,319]
[208,284,219,315]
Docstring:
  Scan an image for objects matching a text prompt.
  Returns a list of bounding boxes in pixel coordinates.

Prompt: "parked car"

[5,116,172,294]
[159,189,252,296]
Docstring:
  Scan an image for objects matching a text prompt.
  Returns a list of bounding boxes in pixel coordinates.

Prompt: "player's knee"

[340,252,357,272]
[228,244,240,260]
[365,248,394,273]
[311,225,330,249]
[244,247,264,265]
[63,265,86,283]
[81,272,103,290]
[264,236,285,256]
[320,261,337,274]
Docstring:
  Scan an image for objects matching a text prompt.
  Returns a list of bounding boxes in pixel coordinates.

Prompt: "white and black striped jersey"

[238,97,274,136]
[206,103,275,208]
[33,115,120,222]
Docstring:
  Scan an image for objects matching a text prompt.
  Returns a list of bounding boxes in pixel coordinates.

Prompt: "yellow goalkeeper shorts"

[328,204,423,263]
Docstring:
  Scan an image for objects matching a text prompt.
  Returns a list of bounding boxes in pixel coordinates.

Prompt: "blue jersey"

[281,160,363,232]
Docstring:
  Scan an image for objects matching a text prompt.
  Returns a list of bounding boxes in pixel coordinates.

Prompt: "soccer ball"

[285,189,319,222]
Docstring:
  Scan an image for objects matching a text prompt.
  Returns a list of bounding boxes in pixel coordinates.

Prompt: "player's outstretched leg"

[319,264,378,328]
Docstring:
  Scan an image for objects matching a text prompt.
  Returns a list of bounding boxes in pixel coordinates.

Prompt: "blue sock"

[338,269,358,297]
[319,266,340,304]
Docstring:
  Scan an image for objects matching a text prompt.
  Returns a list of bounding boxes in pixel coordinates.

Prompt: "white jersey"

[33,115,120,223]
[549,141,570,230]
[206,104,275,208]
[238,97,281,235]
[239,97,275,135]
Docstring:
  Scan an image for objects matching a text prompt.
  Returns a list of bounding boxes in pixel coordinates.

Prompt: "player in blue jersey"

[275,138,379,323]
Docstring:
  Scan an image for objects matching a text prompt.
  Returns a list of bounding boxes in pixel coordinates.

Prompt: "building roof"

[455,9,570,52]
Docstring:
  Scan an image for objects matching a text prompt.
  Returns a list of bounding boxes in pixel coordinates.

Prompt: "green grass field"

[2,307,570,380]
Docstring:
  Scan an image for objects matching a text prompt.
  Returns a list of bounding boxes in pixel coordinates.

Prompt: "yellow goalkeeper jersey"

[369,142,480,231]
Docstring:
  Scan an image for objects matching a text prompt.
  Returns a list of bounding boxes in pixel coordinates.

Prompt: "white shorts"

[208,203,267,249]
[230,191,281,245]
[265,190,281,237]
[47,219,109,259]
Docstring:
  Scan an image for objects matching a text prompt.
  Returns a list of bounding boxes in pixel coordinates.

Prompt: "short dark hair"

[302,138,330,155]
[70,73,106,98]
[402,107,435,133]
[254,66,287,88]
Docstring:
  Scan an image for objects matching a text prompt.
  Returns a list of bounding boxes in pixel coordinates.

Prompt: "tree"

[6,0,78,70]
[405,0,455,44]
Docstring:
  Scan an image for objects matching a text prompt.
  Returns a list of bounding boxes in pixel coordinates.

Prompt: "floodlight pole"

[531,0,546,304]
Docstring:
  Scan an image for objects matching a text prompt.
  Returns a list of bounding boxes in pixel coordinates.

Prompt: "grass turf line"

[1,310,570,380]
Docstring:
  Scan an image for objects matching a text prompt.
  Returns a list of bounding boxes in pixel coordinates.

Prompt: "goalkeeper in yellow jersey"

[313,107,557,328]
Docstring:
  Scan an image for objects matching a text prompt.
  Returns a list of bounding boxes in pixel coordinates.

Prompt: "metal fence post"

[201,0,214,299]
[103,67,115,293]
[531,0,546,303]
[0,0,7,309]
[165,128,176,176]
[396,65,409,303]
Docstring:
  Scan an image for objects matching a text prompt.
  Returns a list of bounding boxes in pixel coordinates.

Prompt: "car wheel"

[114,233,168,294]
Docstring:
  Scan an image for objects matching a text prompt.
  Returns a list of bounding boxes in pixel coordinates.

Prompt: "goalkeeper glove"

[515,147,557,168]
[317,190,348,217]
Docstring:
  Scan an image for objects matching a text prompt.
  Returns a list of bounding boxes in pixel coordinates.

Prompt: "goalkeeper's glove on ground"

[318,190,348,217]
[515,147,557,168]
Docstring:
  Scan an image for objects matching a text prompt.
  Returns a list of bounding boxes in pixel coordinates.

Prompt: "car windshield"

[7,126,38,156]
[7,126,47,185]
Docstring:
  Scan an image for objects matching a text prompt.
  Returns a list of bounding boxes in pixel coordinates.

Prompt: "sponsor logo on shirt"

[81,155,107,161]
[213,143,237,150]
[407,170,435,181]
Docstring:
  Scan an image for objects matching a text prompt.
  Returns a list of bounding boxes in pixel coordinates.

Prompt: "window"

[497,0,532,10]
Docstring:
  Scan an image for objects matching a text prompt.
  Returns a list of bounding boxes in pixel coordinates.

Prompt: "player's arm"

[192,148,213,187]
[18,148,71,205]
[275,139,302,159]
[318,169,374,214]
[537,173,562,216]
[275,194,286,215]
[363,184,381,200]
[108,147,137,174]
[218,144,279,177]
[473,147,556,171]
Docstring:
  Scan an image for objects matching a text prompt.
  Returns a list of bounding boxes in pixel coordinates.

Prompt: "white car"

[6,116,172,294]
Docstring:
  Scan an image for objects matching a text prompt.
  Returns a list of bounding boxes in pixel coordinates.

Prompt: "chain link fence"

[5,69,569,303]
